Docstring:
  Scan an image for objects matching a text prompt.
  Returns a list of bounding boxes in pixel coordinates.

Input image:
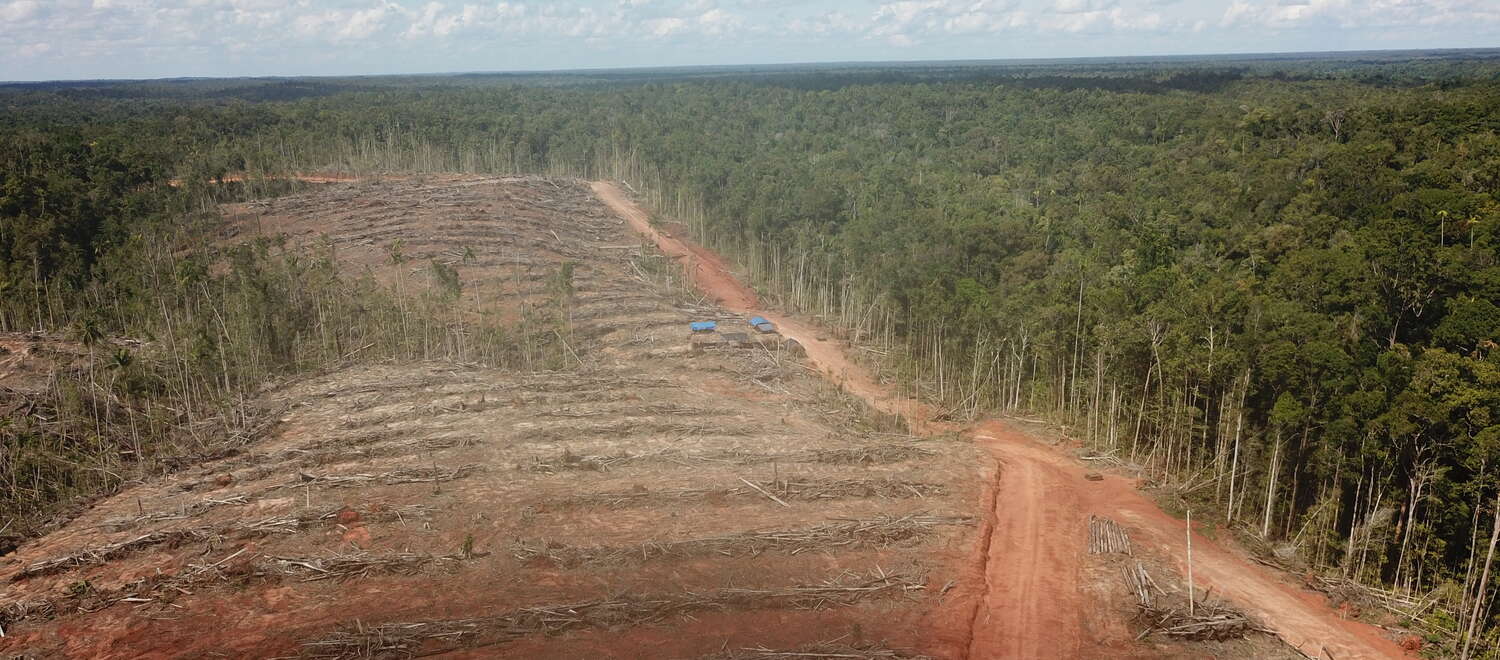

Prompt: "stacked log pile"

[1088,515,1132,555]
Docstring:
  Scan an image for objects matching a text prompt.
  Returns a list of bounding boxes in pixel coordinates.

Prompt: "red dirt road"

[592,180,1407,660]
[591,182,926,423]
[965,430,1091,658]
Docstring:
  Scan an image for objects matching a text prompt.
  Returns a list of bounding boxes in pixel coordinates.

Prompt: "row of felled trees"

[0,106,571,536]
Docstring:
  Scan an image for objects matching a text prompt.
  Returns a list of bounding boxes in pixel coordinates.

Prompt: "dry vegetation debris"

[302,570,926,659]
[0,176,984,658]
[548,478,946,510]
[701,640,931,660]
[513,514,973,567]
[1123,559,1271,643]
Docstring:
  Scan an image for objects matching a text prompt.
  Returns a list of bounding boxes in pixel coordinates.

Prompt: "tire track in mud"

[593,179,1408,660]
[961,458,1002,658]
[968,438,1087,658]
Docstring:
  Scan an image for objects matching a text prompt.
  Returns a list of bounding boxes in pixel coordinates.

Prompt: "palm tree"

[387,240,409,353]
[71,316,106,431]
[105,347,140,458]
[107,347,133,373]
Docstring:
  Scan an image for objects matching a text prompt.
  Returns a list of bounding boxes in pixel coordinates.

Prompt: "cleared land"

[0,175,1406,659]
[0,176,984,659]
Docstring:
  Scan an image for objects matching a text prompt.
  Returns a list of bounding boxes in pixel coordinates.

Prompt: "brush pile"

[703,639,931,659]
[519,442,933,474]
[13,528,218,579]
[514,515,972,567]
[1124,561,1268,641]
[301,570,925,659]
[552,478,945,509]
[268,551,466,581]
[280,465,482,489]
[2,547,471,631]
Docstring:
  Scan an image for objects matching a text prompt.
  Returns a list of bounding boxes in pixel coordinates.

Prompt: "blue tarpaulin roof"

[748,316,769,326]
[690,321,718,332]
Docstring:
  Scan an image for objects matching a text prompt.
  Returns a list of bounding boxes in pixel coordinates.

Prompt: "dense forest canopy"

[2,50,1499,653]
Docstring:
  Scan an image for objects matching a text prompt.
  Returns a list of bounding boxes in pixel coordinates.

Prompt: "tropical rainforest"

[2,49,1499,654]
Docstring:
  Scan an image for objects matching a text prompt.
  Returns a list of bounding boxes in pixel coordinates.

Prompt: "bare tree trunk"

[1108,384,1119,452]
[1461,461,1489,642]
[1343,460,1365,579]
[1462,489,1500,660]
[1395,455,1431,594]
[1263,432,1282,538]
[1227,371,1248,523]
[1071,272,1084,417]
[1132,362,1153,465]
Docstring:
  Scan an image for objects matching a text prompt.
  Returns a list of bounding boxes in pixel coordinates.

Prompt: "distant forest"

[2,50,1499,654]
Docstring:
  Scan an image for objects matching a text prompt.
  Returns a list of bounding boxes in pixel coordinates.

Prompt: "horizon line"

[4,45,1498,86]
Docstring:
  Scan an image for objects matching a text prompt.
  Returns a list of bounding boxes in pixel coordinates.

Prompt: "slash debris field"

[0,176,986,659]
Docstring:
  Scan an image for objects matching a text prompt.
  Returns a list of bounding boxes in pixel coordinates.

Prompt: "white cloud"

[343,6,391,39]
[2,0,1499,80]
[293,6,392,43]
[1220,0,1500,29]
[645,15,687,36]
[789,0,1183,44]
[857,0,1031,45]
[1054,0,1117,13]
[787,10,863,36]
[381,1,756,43]
[0,0,41,22]
[1221,0,1344,28]
[1042,5,1164,32]
[698,7,741,35]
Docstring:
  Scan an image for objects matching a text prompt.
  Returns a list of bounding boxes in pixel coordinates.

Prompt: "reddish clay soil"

[1,176,982,659]
[592,183,927,425]
[0,333,143,395]
[0,176,1406,659]
[593,180,1408,660]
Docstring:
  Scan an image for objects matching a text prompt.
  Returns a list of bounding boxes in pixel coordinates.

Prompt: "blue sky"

[1,0,1497,81]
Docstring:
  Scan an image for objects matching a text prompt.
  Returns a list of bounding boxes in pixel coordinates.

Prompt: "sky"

[1,0,1497,81]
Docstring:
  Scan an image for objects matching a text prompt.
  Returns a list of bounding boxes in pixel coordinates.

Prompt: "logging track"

[592,180,1409,660]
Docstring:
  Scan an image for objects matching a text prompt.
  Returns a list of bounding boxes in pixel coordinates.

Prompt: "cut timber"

[1088,515,1132,555]
[690,333,725,353]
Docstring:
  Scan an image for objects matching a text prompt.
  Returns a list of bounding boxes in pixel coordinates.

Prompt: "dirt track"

[592,180,1408,660]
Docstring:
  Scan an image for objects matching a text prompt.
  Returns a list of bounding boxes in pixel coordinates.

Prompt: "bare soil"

[0,175,1409,659]
[0,333,137,396]
[593,181,1408,660]
[0,176,982,659]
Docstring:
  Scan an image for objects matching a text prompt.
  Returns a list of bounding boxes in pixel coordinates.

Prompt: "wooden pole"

[1187,508,1195,617]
